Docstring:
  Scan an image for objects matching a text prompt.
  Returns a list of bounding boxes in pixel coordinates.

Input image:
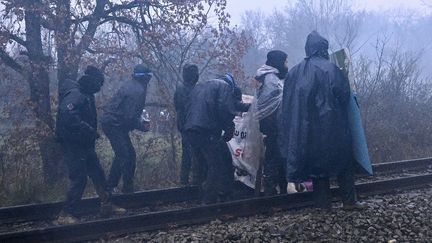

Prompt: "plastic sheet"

[255,65,284,120]
[227,94,264,188]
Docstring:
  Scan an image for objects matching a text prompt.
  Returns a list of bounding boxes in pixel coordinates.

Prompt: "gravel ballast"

[107,186,432,243]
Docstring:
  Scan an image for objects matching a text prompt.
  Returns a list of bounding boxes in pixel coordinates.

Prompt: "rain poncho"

[255,65,284,120]
[279,31,352,182]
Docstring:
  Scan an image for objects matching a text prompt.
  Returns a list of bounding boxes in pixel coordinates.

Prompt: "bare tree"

[0,0,238,182]
[262,0,365,62]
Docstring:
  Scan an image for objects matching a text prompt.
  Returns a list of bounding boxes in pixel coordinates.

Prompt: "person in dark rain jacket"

[279,31,366,210]
[100,65,151,194]
[221,73,251,113]
[174,64,203,185]
[56,66,125,225]
[184,76,237,204]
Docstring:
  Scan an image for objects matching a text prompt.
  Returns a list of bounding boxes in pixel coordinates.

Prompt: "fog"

[236,0,432,79]
[1,0,432,207]
[227,0,430,25]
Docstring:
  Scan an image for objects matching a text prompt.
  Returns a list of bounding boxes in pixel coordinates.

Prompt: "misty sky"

[226,0,429,25]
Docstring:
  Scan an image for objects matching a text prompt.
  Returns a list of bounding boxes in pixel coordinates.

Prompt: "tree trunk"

[25,2,53,128]
[55,0,80,92]
[24,2,64,183]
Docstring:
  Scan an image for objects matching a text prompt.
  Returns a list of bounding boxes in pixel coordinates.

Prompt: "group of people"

[176,31,366,209]
[55,30,364,225]
[56,65,152,224]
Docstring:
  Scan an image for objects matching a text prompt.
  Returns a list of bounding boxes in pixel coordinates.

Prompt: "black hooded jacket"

[184,78,237,136]
[56,78,78,142]
[56,77,99,146]
[174,81,195,133]
[279,31,352,181]
[174,65,200,132]
[100,78,148,131]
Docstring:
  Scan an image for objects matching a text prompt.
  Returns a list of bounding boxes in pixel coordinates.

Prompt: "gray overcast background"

[227,0,429,25]
[225,0,432,77]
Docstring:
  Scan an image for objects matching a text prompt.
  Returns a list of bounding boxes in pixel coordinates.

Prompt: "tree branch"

[99,16,142,29]
[0,30,27,48]
[76,0,109,55]
[72,0,172,25]
[73,0,144,25]
[0,48,23,73]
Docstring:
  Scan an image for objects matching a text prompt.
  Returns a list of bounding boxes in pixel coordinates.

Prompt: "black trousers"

[260,113,287,195]
[312,161,357,209]
[263,134,288,195]
[102,124,136,191]
[180,133,206,185]
[179,134,192,184]
[63,142,110,215]
[187,131,234,204]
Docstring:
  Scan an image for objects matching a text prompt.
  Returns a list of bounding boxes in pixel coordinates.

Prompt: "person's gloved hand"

[222,126,235,142]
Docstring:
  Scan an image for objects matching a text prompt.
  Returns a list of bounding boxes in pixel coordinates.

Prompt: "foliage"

[0,0,251,205]
[241,0,432,162]
[2,0,432,206]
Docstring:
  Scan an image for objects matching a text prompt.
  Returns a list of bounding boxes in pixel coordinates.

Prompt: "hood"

[305,31,329,57]
[221,73,237,91]
[182,64,199,85]
[256,64,279,76]
[78,74,103,94]
[255,65,279,82]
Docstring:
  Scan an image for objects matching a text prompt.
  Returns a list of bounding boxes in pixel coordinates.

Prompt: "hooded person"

[100,64,152,194]
[174,64,205,185]
[254,50,288,196]
[184,74,237,204]
[56,65,125,225]
[221,73,251,113]
[279,31,365,210]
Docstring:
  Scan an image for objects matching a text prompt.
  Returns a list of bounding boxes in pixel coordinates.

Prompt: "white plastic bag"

[227,95,264,188]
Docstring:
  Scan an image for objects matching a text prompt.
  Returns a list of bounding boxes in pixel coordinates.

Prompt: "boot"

[100,203,127,217]
[343,201,367,210]
[122,183,134,194]
[109,187,121,195]
[54,211,79,225]
[263,175,278,196]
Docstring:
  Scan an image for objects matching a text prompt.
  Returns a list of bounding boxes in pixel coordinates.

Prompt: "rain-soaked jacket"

[174,82,195,133]
[56,78,78,142]
[100,79,148,132]
[184,78,237,136]
[56,78,98,146]
[255,65,284,120]
[279,31,352,182]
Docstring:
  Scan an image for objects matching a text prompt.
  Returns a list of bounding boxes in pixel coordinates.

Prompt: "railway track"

[1,157,430,224]
[0,158,431,242]
[0,186,200,224]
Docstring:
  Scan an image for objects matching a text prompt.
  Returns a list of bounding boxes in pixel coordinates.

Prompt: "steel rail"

[370,157,432,174]
[0,174,431,243]
[0,186,200,224]
[0,157,430,224]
